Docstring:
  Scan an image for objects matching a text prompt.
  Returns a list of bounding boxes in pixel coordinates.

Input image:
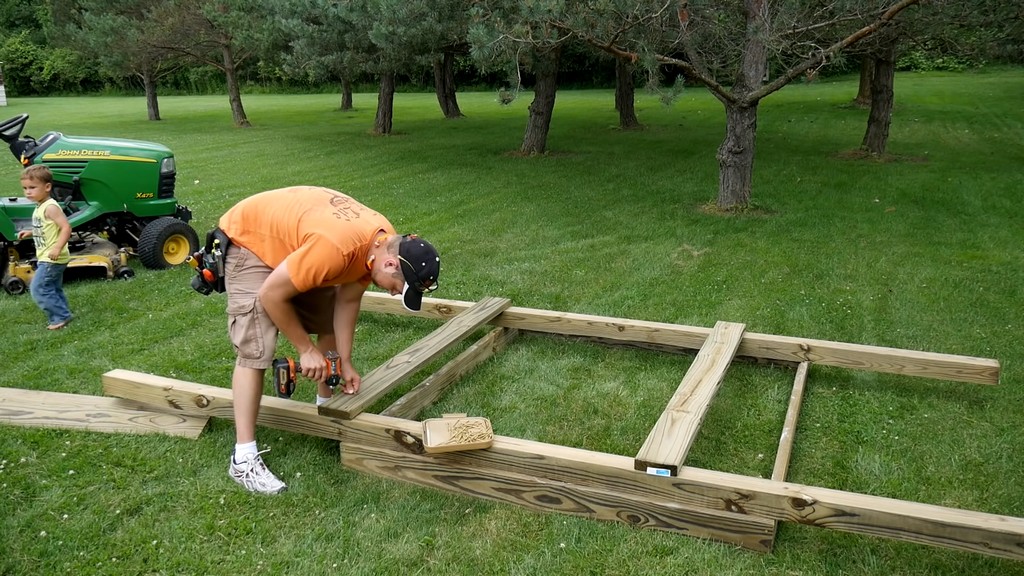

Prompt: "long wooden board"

[342,442,776,551]
[635,321,746,476]
[102,369,348,441]
[341,411,1024,561]
[773,362,810,482]
[319,296,512,419]
[359,293,1000,385]
[0,386,208,439]
[382,327,519,419]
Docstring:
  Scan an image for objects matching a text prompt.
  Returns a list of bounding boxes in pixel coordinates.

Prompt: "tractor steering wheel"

[0,113,29,144]
[0,113,28,133]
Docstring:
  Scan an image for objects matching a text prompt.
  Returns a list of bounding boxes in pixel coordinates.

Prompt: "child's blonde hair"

[21,164,53,185]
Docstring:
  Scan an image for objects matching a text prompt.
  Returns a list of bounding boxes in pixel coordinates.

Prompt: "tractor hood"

[41,134,173,162]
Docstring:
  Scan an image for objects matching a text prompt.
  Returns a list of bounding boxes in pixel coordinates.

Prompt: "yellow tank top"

[32,198,71,264]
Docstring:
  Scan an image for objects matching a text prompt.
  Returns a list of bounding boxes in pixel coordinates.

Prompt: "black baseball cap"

[398,234,440,311]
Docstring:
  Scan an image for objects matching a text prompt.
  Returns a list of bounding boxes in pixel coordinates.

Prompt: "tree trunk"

[521,48,561,154]
[717,103,758,209]
[373,72,395,135]
[221,42,250,127]
[142,68,161,121]
[434,52,463,119]
[860,47,896,155]
[614,56,640,129]
[714,0,768,210]
[854,56,873,107]
[340,76,353,111]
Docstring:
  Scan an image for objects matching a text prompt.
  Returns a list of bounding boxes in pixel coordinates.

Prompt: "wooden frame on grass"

[97,292,1024,560]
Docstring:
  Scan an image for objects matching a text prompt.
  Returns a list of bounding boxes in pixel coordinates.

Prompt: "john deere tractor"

[0,113,199,295]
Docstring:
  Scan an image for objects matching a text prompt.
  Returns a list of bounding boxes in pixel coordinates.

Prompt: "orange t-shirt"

[218,186,395,292]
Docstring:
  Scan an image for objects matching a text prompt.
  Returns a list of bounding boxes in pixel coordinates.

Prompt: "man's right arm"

[257,259,326,382]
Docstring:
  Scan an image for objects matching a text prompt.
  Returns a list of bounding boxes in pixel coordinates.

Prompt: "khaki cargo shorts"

[225,245,335,369]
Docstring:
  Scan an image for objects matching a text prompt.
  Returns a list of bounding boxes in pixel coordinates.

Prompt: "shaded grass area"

[1,69,1023,575]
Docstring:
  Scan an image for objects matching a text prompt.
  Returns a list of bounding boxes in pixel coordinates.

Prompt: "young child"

[16,165,74,330]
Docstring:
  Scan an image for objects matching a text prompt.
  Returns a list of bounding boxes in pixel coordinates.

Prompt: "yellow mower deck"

[3,236,133,295]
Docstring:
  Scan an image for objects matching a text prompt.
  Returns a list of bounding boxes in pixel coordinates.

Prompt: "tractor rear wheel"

[137,217,200,269]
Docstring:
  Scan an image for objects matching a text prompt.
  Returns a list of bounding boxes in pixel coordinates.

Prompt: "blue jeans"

[30,261,72,325]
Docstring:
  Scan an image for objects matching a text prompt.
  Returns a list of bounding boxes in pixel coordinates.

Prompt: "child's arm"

[43,203,72,261]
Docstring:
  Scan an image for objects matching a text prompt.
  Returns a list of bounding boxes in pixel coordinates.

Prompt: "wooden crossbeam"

[319,296,512,419]
[343,412,1024,561]
[382,327,519,420]
[0,386,208,439]
[773,362,810,482]
[634,321,746,476]
[102,369,348,441]
[360,293,1000,385]
[765,361,811,542]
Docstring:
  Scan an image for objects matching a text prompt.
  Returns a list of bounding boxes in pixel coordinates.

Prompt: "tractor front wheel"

[137,217,200,269]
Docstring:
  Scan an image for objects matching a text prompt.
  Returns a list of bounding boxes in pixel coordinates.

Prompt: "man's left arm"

[333,281,366,394]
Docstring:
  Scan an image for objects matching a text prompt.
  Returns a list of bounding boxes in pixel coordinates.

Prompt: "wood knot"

[723,499,747,514]
[388,429,424,454]
[192,395,210,408]
[436,305,454,316]
[789,495,817,509]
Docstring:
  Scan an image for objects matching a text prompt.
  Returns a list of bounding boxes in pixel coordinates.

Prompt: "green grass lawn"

[1,68,1023,575]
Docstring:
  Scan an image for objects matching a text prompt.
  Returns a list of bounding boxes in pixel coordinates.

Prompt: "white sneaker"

[228,449,288,494]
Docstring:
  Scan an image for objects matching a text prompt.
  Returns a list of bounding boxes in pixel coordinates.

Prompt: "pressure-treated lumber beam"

[100,370,1024,560]
[319,296,512,419]
[343,412,1024,561]
[0,386,208,439]
[773,362,810,482]
[360,293,1000,385]
[635,321,746,476]
[342,442,776,551]
[102,369,348,441]
[382,327,519,420]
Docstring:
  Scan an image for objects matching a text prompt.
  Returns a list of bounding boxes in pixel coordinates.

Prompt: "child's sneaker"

[228,450,287,494]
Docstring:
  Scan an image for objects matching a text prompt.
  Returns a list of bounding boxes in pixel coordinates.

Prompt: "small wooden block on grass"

[0,386,208,439]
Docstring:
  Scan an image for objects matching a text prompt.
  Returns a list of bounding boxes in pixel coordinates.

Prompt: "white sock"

[233,440,258,463]
[316,395,331,406]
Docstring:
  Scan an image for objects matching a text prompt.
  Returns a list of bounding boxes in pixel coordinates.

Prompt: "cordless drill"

[272,350,342,398]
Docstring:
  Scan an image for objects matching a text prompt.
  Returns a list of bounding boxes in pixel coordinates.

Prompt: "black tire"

[137,217,200,269]
[4,276,26,295]
[114,266,135,280]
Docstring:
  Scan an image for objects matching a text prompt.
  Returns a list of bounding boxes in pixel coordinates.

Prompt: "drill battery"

[273,350,342,398]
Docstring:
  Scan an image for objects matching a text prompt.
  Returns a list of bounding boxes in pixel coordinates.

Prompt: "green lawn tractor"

[0,113,200,295]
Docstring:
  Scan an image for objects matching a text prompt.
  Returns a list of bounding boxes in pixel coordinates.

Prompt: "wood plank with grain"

[341,411,1024,561]
[382,327,518,420]
[319,296,511,419]
[342,442,776,551]
[773,362,810,482]
[0,386,208,439]
[359,293,999,385]
[102,369,348,441]
[634,321,746,476]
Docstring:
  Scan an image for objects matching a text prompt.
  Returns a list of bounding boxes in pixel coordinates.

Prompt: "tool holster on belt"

[188,227,231,295]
